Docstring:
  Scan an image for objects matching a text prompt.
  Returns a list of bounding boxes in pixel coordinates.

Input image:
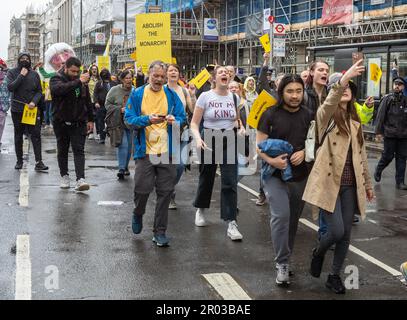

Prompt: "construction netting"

[72,0,146,39]
[145,0,204,13]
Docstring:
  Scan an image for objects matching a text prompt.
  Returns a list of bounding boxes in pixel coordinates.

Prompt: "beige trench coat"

[302,83,373,220]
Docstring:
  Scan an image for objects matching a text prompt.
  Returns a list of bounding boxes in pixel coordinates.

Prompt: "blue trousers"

[117,128,132,171]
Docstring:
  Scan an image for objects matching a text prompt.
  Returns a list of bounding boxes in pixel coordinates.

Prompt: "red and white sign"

[273,23,286,35]
[268,15,275,24]
[95,32,106,45]
[321,0,353,25]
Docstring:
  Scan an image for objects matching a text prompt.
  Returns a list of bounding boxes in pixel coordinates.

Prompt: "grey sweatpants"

[263,176,307,265]
[315,186,357,275]
[133,155,177,235]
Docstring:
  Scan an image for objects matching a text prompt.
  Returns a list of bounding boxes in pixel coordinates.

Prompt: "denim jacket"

[124,85,186,159]
[258,139,294,182]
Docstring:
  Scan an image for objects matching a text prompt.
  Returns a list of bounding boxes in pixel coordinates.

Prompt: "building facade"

[7,17,22,68]
[56,0,73,44]
[7,8,41,68]
[40,1,60,62]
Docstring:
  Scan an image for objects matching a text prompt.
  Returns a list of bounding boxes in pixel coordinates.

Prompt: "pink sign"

[321,0,353,25]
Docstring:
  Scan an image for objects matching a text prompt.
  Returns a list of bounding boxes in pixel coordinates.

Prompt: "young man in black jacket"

[50,57,94,191]
[375,77,407,190]
[7,53,48,171]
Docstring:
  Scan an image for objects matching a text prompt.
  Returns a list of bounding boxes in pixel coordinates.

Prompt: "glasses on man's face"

[394,82,404,87]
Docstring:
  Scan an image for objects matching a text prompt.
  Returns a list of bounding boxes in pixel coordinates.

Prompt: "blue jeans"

[175,139,189,186]
[44,101,52,125]
[117,128,132,171]
[318,211,328,239]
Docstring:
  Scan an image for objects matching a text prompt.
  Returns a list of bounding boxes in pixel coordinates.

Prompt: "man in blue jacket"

[125,60,186,247]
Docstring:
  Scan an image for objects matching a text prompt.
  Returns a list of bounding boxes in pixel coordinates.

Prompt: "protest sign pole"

[268,15,274,71]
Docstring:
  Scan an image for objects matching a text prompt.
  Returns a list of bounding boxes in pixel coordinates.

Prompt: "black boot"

[374,168,382,182]
[35,161,49,172]
[326,274,346,294]
[117,169,125,180]
[15,160,23,170]
[310,248,324,278]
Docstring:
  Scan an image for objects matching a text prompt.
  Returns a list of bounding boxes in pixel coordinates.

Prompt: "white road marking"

[19,168,29,207]
[299,217,403,277]
[368,219,378,224]
[236,182,404,279]
[238,183,260,197]
[365,209,377,213]
[97,201,124,206]
[19,140,30,207]
[353,237,380,242]
[202,273,252,300]
[15,235,32,300]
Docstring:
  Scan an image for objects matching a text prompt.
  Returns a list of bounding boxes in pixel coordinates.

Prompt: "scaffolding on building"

[80,0,407,77]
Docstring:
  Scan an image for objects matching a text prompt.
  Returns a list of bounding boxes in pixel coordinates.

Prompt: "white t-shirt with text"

[196,90,239,130]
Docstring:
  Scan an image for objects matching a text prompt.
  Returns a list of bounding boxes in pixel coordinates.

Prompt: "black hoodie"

[6,53,43,113]
[50,69,94,124]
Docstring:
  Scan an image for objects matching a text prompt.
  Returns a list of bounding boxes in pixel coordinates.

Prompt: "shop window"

[361,53,388,100]
[391,52,407,83]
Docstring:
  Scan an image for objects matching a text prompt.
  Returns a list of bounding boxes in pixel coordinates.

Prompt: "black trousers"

[376,137,407,184]
[95,106,107,141]
[11,111,42,163]
[193,129,238,221]
[53,121,87,180]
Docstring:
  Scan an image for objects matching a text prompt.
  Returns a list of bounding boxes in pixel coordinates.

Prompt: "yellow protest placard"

[136,13,172,74]
[130,50,137,62]
[247,90,277,129]
[190,68,211,90]
[96,56,111,72]
[370,63,382,84]
[172,57,177,64]
[21,105,38,126]
[259,34,271,53]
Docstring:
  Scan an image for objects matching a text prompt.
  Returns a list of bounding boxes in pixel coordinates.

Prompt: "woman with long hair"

[166,64,196,209]
[105,69,134,180]
[303,60,375,294]
[191,66,245,241]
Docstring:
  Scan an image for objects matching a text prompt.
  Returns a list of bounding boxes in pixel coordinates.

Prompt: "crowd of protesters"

[1,49,407,294]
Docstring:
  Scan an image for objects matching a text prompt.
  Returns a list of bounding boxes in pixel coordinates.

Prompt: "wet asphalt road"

[0,114,406,300]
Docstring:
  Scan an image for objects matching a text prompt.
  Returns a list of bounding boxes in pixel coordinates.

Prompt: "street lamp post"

[80,0,83,61]
[124,0,128,37]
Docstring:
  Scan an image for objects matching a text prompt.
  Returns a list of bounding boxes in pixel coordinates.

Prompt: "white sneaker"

[227,220,243,241]
[195,208,208,227]
[74,178,90,192]
[276,263,290,286]
[60,175,70,189]
[88,134,94,140]
[96,134,100,140]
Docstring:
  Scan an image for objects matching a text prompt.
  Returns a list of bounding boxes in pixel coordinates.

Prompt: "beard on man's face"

[283,97,302,109]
